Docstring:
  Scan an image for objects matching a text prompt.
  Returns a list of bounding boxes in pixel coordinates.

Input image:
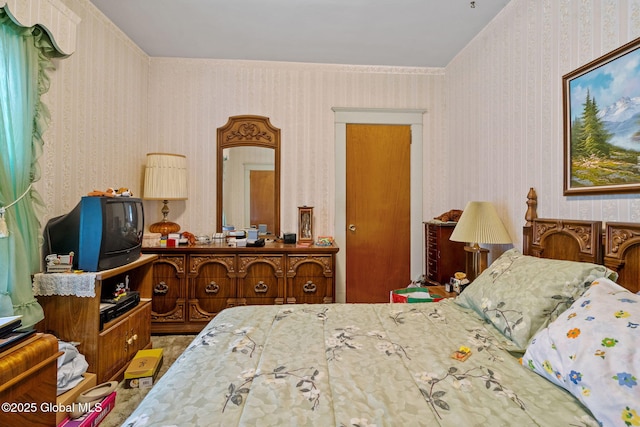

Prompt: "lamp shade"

[450,201,512,244]
[143,153,188,200]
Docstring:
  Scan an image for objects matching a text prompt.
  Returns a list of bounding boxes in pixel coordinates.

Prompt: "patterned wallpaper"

[38,0,640,273]
[147,58,444,237]
[446,0,640,255]
[39,0,149,220]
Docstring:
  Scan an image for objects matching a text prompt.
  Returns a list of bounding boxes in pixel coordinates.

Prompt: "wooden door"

[250,170,275,230]
[346,124,411,303]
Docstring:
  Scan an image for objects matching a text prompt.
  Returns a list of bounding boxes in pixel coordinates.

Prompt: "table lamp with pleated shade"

[143,153,188,235]
[450,201,512,281]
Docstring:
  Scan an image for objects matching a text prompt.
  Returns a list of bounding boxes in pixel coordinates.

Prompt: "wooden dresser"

[425,221,466,286]
[143,242,339,334]
[0,333,60,427]
[36,254,156,384]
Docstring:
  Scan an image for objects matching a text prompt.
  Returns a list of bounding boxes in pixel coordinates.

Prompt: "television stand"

[35,254,157,383]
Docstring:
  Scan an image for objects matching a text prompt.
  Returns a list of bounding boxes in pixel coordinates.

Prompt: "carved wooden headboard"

[523,188,639,293]
[604,222,640,294]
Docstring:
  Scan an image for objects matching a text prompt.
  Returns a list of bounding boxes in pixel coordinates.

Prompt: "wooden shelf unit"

[36,254,157,384]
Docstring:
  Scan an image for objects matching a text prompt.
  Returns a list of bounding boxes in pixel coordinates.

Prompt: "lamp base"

[463,244,489,282]
[149,221,181,236]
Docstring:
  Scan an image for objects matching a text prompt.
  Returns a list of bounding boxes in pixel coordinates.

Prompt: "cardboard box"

[56,373,97,426]
[124,348,163,388]
[59,391,116,427]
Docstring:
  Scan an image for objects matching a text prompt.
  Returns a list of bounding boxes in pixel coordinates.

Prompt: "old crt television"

[42,196,144,272]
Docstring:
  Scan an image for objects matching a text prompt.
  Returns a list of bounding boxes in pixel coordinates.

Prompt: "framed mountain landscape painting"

[563,37,640,195]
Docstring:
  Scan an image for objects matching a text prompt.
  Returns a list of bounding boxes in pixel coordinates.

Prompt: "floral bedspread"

[123,301,598,427]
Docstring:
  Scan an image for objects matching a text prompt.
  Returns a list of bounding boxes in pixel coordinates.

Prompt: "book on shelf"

[0,315,22,336]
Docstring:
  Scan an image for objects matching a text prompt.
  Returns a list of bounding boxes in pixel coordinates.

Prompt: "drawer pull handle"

[254,281,268,293]
[206,281,220,294]
[303,281,317,293]
[154,281,169,294]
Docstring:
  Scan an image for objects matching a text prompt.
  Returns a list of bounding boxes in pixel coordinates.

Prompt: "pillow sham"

[523,277,639,427]
[455,248,615,350]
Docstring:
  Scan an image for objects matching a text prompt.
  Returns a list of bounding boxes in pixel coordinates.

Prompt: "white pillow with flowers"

[523,277,639,427]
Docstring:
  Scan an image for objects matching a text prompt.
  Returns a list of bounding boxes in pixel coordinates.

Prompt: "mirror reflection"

[222,147,275,232]
[216,115,281,237]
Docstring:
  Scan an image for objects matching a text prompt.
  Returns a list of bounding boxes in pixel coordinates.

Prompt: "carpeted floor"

[99,335,195,427]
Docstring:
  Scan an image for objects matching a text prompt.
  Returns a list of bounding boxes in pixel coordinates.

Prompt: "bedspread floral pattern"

[124,301,601,427]
[224,365,322,412]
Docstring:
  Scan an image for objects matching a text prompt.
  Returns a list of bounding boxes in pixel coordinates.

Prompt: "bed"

[123,189,640,427]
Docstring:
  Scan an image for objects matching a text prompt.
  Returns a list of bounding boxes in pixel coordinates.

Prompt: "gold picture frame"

[298,206,314,243]
[563,37,640,195]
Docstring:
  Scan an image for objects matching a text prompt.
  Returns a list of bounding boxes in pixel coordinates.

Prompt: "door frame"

[244,163,274,227]
[333,107,427,303]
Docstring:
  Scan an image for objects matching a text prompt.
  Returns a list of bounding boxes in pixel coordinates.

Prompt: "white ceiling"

[89,0,511,68]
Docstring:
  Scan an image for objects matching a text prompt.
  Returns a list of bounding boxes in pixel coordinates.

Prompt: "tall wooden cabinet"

[425,221,466,285]
[144,242,338,334]
[36,254,156,383]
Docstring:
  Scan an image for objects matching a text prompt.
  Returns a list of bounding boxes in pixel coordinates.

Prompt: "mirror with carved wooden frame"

[216,115,281,237]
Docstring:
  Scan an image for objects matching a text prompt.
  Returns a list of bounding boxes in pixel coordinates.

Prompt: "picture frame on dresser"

[298,206,314,243]
[563,36,640,195]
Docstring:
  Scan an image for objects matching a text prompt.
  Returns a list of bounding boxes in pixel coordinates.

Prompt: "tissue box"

[390,288,443,303]
[142,233,162,248]
[124,348,163,388]
[58,391,115,427]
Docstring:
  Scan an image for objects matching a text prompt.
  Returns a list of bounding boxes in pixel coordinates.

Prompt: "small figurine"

[451,346,472,362]
[113,282,127,300]
[116,187,133,197]
[87,187,133,197]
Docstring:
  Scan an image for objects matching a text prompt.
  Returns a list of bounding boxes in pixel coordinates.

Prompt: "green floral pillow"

[455,248,616,350]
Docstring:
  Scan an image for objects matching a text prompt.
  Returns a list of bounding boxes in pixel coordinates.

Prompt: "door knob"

[349,224,356,232]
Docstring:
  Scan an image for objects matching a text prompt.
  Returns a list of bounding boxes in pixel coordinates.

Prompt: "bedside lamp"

[449,201,512,281]
[143,153,188,235]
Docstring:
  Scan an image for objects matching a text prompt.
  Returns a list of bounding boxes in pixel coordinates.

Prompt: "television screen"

[42,196,144,272]
[100,199,143,253]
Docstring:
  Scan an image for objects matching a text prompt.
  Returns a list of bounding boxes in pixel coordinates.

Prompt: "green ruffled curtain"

[0,9,56,328]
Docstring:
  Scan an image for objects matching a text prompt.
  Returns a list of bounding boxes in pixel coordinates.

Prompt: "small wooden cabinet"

[36,254,156,384]
[425,221,466,285]
[0,333,60,427]
[144,243,338,334]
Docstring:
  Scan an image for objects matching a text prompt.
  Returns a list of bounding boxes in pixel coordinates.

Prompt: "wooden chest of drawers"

[0,333,61,427]
[144,242,339,334]
[425,221,466,285]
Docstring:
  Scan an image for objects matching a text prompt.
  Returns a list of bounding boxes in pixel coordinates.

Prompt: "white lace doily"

[32,272,98,297]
